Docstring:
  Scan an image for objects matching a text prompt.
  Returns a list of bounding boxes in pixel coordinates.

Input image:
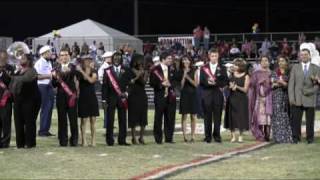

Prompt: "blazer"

[288,63,320,107]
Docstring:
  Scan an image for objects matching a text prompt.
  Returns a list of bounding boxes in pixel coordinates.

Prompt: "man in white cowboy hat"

[34,45,55,137]
[99,51,114,129]
[98,51,114,83]
[152,56,160,66]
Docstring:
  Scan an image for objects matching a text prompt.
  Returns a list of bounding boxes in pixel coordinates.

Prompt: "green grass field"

[0,110,319,179]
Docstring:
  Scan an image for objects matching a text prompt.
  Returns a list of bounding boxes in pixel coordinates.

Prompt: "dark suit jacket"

[200,63,229,106]
[102,65,130,106]
[149,64,177,103]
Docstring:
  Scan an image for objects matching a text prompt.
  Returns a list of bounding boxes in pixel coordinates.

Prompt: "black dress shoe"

[132,138,138,145]
[307,140,314,144]
[156,141,163,145]
[138,138,146,145]
[165,140,175,144]
[203,138,212,143]
[119,142,131,146]
[214,137,222,143]
[107,141,114,146]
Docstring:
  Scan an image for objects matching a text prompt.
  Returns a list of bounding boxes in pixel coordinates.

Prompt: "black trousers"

[106,99,127,145]
[0,103,12,148]
[57,95,78,146]
[291,105,315,142]
[14,100,39,148]
[202,100,223,142]
[153,96,176,143]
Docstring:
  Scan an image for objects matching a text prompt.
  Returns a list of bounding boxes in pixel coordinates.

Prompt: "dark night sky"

[0,0,318,40]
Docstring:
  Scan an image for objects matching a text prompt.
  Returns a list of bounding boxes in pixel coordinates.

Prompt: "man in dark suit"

[149,52,177,144]
[200,48,228,143]
[103,52,131,146]
[289,48,320,144]
[52,49,79,147]
[0,50,14,148]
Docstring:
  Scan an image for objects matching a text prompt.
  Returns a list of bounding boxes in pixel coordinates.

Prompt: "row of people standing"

[247,48,318,144]
[1,45,318,149]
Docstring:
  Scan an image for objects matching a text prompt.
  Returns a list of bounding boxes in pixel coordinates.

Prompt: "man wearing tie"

[102,52,131,146]
[149,52,177,144]
[200,49,228,143]
[289,48,320,144]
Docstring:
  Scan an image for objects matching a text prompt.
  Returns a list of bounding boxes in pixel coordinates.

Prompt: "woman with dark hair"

[128,54,148,144]
[224,58,250,143]
[10,54,41,148]
[178,55,197,142]
[76,55,99,146]
[248,55,272,142]
[271,56,292,143]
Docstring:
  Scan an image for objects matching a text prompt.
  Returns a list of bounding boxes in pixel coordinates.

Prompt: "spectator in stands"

[280,38,291,57]
[259,38,271,56]
[203,26,210,50]
[250,40,258,58]
[81,42,89,55]
[314,37,320,51]
[252,23,260,34]
[229,43,241,59]
[269,41,279,59]
[241,39,252,58]
[290,42,298,60]
[97,42,105,59]
[193,25,203,49]
[89,41,97,59]
[298,33,306,45]
[72,42,80,57]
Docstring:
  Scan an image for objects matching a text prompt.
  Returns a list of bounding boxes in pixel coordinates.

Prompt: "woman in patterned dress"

[271,56,292,143]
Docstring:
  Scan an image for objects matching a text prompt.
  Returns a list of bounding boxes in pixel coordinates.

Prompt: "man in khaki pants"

[289,48,320,144]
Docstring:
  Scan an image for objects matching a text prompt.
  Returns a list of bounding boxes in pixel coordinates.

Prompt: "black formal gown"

[128,69,148,128]
[224,75,249,131]
[78,70,99,118]
[179,70,197,114]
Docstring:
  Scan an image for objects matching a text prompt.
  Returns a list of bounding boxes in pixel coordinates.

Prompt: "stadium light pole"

[134,0,139,35]
[265,0,269,32]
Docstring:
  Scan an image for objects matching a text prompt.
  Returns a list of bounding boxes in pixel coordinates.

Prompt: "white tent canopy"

[33,19,143,54]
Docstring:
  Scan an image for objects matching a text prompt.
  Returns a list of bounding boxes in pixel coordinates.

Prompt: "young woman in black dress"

[76,56,99,147]
[128,54,148,145]
[179,56,197,142]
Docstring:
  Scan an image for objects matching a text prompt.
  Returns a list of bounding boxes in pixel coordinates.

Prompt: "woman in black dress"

[179,55,197,142]
[225,58,249,143]
[128,54,148,145]
[10,53,41,148]
[76,56,99,146]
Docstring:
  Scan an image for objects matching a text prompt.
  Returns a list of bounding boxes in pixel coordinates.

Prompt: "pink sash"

[153,69,176,103]
[106,69,128,109]
[202,66,216,81]
[0,80,11,108]
[59,80,76,108]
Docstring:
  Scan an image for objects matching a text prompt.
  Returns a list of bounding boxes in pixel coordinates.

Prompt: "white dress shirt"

[160,63,168,80]
[209,62,217,75]
[302,61,310,72]
[34,57,52,85]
